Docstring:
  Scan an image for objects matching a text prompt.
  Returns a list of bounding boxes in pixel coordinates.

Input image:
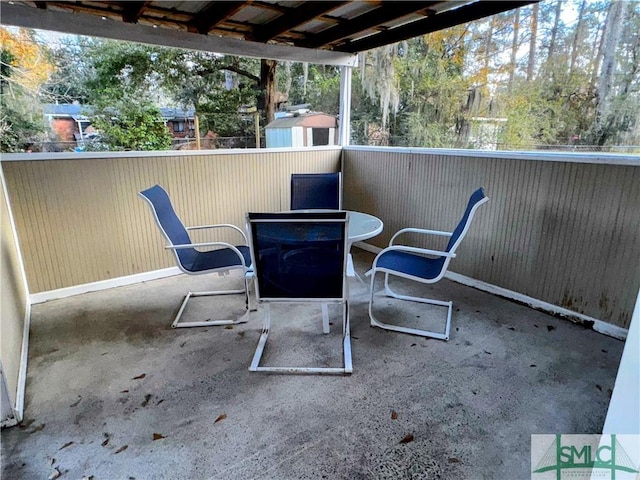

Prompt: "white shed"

[265,113,338,148]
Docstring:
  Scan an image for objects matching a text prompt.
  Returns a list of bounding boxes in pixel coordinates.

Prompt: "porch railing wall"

[1,148,341,294]
[343,146,640,330]
[3,146,638,330]
[1,171,27,418]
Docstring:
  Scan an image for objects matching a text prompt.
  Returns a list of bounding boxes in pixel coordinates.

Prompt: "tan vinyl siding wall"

[1,168,27,408]
[2,148,341,294]
[343,147,640,329]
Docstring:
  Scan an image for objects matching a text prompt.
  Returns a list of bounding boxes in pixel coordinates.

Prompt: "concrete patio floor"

[1,249,624,480]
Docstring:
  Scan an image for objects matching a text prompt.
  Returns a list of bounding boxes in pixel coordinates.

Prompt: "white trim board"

[353,242,628,341]
[1,145,342,162]
[14,301,30,423]
[344,145,640,166]
[1,165,32,424]
[30,267,182,304]
[603,289,640,434]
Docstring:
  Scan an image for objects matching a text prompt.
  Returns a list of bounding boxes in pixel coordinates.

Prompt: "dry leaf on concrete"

[399,434,414,444]
[48,468,61,480]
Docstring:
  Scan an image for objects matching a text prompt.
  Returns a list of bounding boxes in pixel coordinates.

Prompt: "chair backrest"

[139,185,197,269]
[445,187,489,253]
[290,172,342,210]
[247,212,348,300]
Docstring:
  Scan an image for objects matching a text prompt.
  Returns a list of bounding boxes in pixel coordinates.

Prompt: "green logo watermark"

[531,434,640,480]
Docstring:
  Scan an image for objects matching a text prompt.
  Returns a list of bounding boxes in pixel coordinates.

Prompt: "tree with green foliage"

[43,36,94,104]
[1,27,52,152]
[88,95,171,151]
[81,40,279,140]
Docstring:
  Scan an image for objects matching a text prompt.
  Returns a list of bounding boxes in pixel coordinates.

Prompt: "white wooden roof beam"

[1,3,358,67]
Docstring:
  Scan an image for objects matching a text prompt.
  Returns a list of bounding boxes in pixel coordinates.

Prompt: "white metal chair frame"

[247,213,352,375]
[166,223,253,328]
[366,192,489,340]
[140,189,253,328]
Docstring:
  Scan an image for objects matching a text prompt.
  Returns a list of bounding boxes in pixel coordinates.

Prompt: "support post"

[338,66,353,146]
[254,112,260,148]
[194,114,201,150]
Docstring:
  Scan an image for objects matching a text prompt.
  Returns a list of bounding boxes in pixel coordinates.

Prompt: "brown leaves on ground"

[132,373,146,380]
[114,445,128,454]
[390,410,398,420]
[19,419,35,430]
[59,441,74,450]
[29,424,45,434]
[152,433,166,441]
[399,434,414,444]
[214,414,227,423]
[48,468,61,480]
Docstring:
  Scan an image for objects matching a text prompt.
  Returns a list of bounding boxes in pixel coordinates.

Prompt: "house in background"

[160,108,195,139]
[265,107,338,148]
[43,103,94,144]
[43,105,196,148]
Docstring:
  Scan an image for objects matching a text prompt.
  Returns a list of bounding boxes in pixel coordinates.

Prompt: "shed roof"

[266,113,336,129]
[159,108,195,120]
[42,104,91,120]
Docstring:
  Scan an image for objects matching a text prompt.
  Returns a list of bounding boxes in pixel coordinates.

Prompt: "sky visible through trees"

[1,0,638,153]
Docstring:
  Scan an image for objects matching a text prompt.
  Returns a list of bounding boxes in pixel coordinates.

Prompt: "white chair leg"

[171,284,250,328]
[249,304,270,371]
[245,270,258,312]
[322,303,330,333]
[249,301,352,375]
[343,301,352,373]
[368,271,452,340]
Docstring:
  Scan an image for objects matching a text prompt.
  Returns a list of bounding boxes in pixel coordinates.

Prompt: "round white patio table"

[287,209,383,247]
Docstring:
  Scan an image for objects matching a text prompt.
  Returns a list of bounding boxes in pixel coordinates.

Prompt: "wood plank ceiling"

[6,1,538,53]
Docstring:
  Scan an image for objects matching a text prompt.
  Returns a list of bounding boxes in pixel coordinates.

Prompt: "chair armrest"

[366,245,456,277]
[390,227,452,246]
[166,242,249,268]
[186,224,248,243]
[374,244,456,263]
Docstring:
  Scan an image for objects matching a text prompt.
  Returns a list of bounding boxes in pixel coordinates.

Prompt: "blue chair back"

[247,212,347,299]
[290,173,341,210]
[139,185,197,269]
[445,187,489,253]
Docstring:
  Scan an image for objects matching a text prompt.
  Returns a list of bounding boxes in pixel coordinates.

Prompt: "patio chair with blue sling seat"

[246,211,352,374]
[290,172,366,283]
[290,172,342,210]
[365,187,489,340]
[139,184,253,328]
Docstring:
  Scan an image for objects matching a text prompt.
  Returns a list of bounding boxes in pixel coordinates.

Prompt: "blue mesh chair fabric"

[246,211,352,374]
[139,184,252,328]
[290,173,341,210]
[376,188,487,282]
[248,212,346,299]
[139,185,251,272]
[367,188,489,340]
